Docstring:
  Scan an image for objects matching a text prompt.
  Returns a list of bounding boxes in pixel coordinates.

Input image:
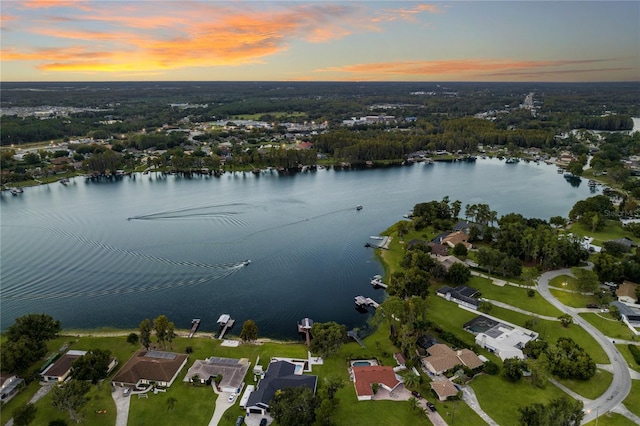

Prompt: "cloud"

[317,58,620,77]
[22,0,93,11]
[372,3,442,23]
[5,2,366,74]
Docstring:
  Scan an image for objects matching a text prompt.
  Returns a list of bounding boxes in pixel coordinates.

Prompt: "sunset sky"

[1,1,638,82]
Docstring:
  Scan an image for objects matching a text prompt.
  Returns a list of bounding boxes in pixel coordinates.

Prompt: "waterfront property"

[183,356,250,393]
[111,350,188,389]
[351,365,401,401]
[40,350,87,383]
[0,374,25,403]
[245,360,317,415]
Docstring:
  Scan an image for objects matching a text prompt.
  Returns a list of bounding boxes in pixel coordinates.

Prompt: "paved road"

[537,269,633,425]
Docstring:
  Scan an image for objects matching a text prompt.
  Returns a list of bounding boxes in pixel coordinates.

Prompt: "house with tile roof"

[430,379,459,401]
[41,350,87,383]
[352,365,401,401]
[111,350,188,389]
[245,360,317,415]
[421,344,483,375]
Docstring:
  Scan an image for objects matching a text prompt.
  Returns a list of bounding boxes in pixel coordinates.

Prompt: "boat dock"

[216,314,235,340]
[297,317,313,346]
[355,295,379,309]
[188,319,201,338]
[364,236,392,249]
[347,329,365,348]
[370,275,388,289]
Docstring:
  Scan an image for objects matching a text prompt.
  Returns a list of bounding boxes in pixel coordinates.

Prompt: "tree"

[310,322,347,358]
[154,315,170,349]
[447,262,471,285]
[167,322,176,349]
[502,358,526,382]
[240,319,259,342]
[72,349,112,386]
[13,403,37,426]
[323,375,345,400]
[408,396,420,412]
[270,387,319,426]
[166,397,177,411]
[51,380,91,424]
[558,314,573,328]
[570,267,600,293]
[519,396,583,426]
[452,242,468,256]
[546,337,596,380]
[7,314,61,343]
[139,319,152,350]
[126,332,139,345]
[403,370,420,389]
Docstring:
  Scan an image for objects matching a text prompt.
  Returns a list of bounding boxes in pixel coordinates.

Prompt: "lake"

[0,159,599,339]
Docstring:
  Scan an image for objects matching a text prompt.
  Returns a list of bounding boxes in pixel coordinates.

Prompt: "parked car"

[235,415,244,426]
[228,393,236,403]
[259,418,268,426]
[411,391,422,399]
[426,401,436,412]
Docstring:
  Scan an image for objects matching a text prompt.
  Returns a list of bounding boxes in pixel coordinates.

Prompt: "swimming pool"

[352,360,374,367]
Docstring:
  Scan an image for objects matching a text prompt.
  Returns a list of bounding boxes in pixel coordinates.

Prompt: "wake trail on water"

[2,267,241,301]
[127,203,248,225]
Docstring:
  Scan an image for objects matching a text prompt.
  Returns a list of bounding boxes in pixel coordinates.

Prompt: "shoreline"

[60,328,304,345]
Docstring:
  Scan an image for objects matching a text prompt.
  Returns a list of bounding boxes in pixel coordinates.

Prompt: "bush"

[629,344,640,365]
[483,360,499,375]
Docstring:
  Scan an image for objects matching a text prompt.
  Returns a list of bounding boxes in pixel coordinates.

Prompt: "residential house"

[617,281,639,304]
[183,356,250,393]
[352,365,401,401]
[421,344,483,375]
[40,350,87,383]
[441,231,472,250]
[434,255,467,273]
[0,374,25,403]
[430,379,459,401]
[111,350,188,389]
[608,237,635,251]
[436,284,480,309]
[474,325,537,361]
[427,242,449,257]
[245,360,317,415]
[611,301,640,325]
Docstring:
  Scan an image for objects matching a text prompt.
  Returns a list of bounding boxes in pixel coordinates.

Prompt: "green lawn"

[469,374,568,426]
[616,344,640,373]
[584,412,640,426]
[569,220,634,246]
[556,369,613,399]
[623,379,640,418]
[580,313,638,341]
[467,276,563,317]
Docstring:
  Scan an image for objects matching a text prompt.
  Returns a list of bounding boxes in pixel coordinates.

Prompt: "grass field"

[556,369,613,399]
[580,313,639,341]
[568,221,634,246]
[585,412,640,426]
[616,344,640,373]
[623,379,640,418]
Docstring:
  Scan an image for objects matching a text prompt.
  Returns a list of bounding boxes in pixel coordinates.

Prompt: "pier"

[297,317,313,346]
[370,275,388,289]
[354,295,379,309]
[347,329,365,348]
[188,319,200,338]
[216,314,235,340]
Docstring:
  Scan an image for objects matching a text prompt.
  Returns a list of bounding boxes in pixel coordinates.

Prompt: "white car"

[228,393,236,403]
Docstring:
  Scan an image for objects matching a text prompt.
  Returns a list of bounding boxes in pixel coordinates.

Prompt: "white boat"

[356,205,363,210]
[9,187,22,195]
[242,259,251,266]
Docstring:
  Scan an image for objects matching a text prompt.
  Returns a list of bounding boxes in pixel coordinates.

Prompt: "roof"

[184,357,250,389]
[437,284,480,307]
[435,255,466,272]
[456,349,484,370]
[441,231,472,249]
[430,379,458,399]
[245,361,317,409]
[352,366,400,397]
[111,350,188,386]
[610,237,634,248]
[428,242,449,256]
[422,344,483,373]
[453,221,483,233]
[617,281,638,300]
[41,350,87,378]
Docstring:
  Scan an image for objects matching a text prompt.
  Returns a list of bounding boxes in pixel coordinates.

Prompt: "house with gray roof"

[245,360,317,415]
[183,356,250,393]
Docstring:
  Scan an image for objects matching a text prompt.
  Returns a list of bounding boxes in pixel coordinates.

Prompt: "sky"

[1,1,639,82]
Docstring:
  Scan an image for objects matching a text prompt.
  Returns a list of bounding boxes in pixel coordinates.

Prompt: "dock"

[347,329,365,348]
[297,317,313,346]
[364,236,392,249]
[188,319,201,338]
[354,295,379,309]
[216,314,235,340]
[370,275,388,289]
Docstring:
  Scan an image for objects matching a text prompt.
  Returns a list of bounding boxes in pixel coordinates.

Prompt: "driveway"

[208,387,235,426]
[537,269,632,424]
[111,386,131,426]
[371,384,448,426]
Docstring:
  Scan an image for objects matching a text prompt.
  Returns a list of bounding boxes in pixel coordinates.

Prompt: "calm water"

[0,159,598,339]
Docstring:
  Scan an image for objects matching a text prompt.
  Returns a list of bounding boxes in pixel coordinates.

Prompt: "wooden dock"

[188,319,200,338]
[216,314,235,340]
[354,295,379,309]
[370,275,388,289]
[347,329,365,348]
[297,317,313,347]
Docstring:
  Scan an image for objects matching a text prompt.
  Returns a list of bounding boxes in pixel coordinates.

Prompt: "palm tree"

[408,396,420,412]
[403,370,420,389]
[166,397,177,411]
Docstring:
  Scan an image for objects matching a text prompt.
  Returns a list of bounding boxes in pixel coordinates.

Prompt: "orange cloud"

[372,3,442,23]
[22,0,93,11]
[318,59,617,77]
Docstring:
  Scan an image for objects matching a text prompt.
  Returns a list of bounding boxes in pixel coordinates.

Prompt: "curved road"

[537,269,632,424]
